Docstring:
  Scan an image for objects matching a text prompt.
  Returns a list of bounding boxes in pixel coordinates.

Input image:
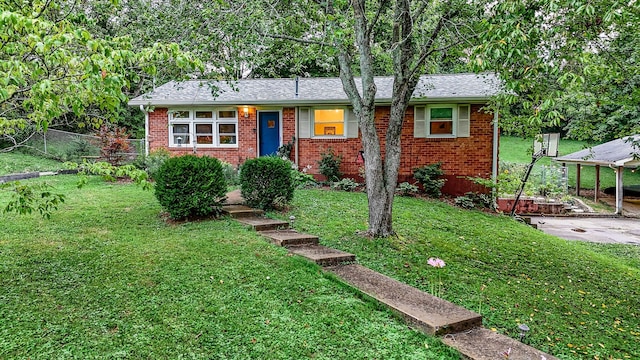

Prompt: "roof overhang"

[128,96,493,107]
[553,157,640,168]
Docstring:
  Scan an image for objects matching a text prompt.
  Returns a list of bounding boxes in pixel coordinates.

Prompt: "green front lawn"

[0,151,65,176]
[0,176,457,359]
[274,189,640,360]
[2,156,639,359]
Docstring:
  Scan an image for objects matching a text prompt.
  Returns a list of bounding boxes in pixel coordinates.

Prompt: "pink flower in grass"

[427,257,446,268]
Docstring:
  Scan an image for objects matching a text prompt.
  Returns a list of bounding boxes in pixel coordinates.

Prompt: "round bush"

[240,156,294,210]
[154,155,227,220]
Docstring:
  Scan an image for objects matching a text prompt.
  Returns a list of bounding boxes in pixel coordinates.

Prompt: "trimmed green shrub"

[154,155,227,220]
[317,147,342,182]
[240,156,294,210]
[413,163,446,197]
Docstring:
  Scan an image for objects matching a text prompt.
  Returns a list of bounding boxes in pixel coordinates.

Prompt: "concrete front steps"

[329,264,481,336]
[223,204,557,360]
[443,328,558,360]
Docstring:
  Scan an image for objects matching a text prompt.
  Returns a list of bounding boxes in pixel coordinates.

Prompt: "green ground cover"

[0,175,458,359]
[274,189,640,360]
[0,152,65,176]
[500,136,640,190]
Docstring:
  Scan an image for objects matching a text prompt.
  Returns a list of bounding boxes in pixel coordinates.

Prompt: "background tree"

[474,0,640,141]
[243,0,483,237]
[0,0,202,149]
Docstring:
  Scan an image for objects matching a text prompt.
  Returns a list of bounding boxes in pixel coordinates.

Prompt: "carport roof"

[554,135,640,168]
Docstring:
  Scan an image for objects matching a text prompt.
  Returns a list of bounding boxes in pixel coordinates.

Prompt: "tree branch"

[258,32,333,47]
[366,0,391,40]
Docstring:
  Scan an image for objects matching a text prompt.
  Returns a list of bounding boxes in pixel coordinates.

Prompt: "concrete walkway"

[531,216,640,245]
[223,195,557,360]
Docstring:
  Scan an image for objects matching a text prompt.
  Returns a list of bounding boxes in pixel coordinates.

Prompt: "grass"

[272,189,640,360]
[500,136,640,190]
[0,151,65,176]
[0,175,459,359]
[3,146,640,359]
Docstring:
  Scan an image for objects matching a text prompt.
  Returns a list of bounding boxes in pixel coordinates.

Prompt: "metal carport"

[554,135,640,214]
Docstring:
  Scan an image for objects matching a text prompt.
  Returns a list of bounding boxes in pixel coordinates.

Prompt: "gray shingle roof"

[554,135,640,167]
[128,73,500,106]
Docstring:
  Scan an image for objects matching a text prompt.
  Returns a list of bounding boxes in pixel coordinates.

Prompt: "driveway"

[531,216,640,245]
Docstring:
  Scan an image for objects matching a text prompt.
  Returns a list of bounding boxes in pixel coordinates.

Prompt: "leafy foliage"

[70,161,150,190]
[98,124,132,166]
[474,0,640,140]
[0,181,64,219]
[134,148,171,180]
[154,155,227,220]
[291,165,317,189]
[317,148,342,182]
[396,182,419,197]
[221,161,239,186]
[331,178,360,192]
[239,156,294,210]
[413,163,446,198]
[276,136,296,159]
[454,192,493,210]
[0,2,202,149]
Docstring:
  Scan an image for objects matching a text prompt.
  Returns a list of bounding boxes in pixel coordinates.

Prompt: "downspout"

[140,105,149,156]
[294,77,300,167]
[492,109,499,194]
[295,107,299,167]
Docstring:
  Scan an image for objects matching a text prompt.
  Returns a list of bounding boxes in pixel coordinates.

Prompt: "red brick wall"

[148,105,496,195]
[296,104,496,195]
[148,107,258,165]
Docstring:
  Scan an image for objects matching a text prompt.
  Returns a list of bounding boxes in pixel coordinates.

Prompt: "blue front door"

[259,111,280,156]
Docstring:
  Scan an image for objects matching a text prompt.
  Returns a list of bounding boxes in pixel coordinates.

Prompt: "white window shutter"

[298,107,311,138]
[457,105,470,138]
[414,106,426,138]
[346,108,358,138]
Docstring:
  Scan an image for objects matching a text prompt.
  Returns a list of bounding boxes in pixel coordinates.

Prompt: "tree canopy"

[474,0,640,141]
[0,0,201,149]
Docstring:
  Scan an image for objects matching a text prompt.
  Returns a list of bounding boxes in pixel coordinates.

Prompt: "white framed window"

[313,108,345,136]
[428,105,455,136]
[414,104,471,138]
[298,107,359,139]
[168,109,238,147]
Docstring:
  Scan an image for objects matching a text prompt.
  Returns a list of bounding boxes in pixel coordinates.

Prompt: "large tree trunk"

[334,0,444,237]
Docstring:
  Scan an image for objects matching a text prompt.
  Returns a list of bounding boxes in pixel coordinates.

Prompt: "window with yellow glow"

[314,109,344,136]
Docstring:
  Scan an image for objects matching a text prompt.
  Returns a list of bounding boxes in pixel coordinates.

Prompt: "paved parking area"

[531,216,640,245]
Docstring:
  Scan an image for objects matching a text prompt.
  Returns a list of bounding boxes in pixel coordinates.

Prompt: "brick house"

[129,73,500,195]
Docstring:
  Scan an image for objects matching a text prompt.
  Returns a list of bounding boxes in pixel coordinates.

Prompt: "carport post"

[595,165,600,202]
[576,164,581,196]
[615,166,623,215]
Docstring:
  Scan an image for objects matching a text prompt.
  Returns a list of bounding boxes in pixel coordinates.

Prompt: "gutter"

[127,97,494,107]
[295,107,299,167]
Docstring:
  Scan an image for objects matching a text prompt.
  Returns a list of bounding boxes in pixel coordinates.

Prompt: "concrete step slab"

[259,229,319,247]
[288,245,356,266]
[222,205,264,218]
[235,216,289,231]
[328,264,482,336]
[442,327,558,360]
